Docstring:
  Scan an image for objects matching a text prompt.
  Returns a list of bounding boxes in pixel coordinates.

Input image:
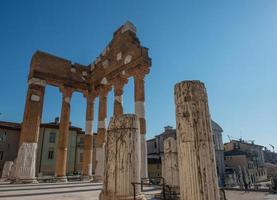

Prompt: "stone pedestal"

[0,161,13,181]
[94,146,105,181]
[14,143,38,183]
[174,81,220,200]
[162,137,179,192]
[99,114,145,200]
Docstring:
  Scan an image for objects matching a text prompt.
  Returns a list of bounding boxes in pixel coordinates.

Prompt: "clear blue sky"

[0,0,276,149]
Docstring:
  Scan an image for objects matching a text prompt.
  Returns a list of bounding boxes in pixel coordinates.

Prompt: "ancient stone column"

[82,90,97,181]
[0,161,14,181]
[174,81,220,200]
[54,86,73,182]
[99,114,145,200]
[113,77,128,116]
[15,78,46,183]
[134,74,148,179]
[95,86,110,181]
[162,137,180,192]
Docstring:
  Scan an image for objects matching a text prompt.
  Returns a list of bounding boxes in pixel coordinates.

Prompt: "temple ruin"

[14,21,151,183]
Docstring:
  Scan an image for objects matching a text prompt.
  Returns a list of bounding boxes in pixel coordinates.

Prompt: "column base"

[99,191,146,200]
[54,176,68,183]
[92,175,103,182]
[81,175,93,181]
[13,178,38,184]
[0,178,9,182]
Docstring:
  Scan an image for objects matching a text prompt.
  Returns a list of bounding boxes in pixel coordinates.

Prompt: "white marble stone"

[64,97,71,103]
[31,94,40,102]
[70,67,76,73]
[28,78,46,86]
[124,55,132,65]
[121,21,137,34]
[140,134,148,179]
[114,95,123,104]
[98,119,107,129]
[14,143,38,183]
[175,81,220,200]
[162,137,179,188]
[102,60,109,69]
[100,114,145,200]
[135,101,145,118]
[1,161,13,180]
[116,52,122,61]
[85,120,94,135]
[101,77,108,85]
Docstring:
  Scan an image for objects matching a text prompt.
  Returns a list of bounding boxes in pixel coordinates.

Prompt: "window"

[48,151,54,160]
[0,132,6,143]
[79,138,84,145]
[49,132,56,143]
[0,151,3,160]
[80,153,83,163]
[154,141,157,149]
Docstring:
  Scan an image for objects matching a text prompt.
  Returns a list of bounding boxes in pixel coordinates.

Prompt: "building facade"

[0,120,96,177]
[147,120,225,187]
[0,121,21,176]
[224,140,267,185]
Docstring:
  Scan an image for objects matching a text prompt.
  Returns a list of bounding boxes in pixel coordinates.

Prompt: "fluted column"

[82,90,97,180]
[113,77,128,116]
[134,74,148,179]
[162,137,179,192]
[94,86,110,181]
[175,81,220,200]
[55,86,73,182]
[99,114,145,200]
[15,78,46,183]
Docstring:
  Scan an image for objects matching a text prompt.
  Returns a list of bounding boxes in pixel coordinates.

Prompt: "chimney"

[164,126,173,131]
[54,117,59,124]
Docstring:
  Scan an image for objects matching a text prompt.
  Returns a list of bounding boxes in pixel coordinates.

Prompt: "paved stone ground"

[0,181,277,200]
[225,190,277,200]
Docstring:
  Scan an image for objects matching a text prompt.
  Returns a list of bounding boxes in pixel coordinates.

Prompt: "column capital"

[59,86,74,97]
[112,76,128,94]
[129,66,149,80]
[28,77,47,87]
[98,85,111,98]
[84,89,98,100]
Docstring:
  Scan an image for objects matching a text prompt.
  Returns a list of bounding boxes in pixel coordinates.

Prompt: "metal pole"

[133,183,136,200]
[162,178,166,200]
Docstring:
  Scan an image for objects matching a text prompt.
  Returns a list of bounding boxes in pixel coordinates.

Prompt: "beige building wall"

[0,122,20,176]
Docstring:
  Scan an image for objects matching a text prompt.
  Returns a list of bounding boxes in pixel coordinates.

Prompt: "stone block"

[14,143,38,183]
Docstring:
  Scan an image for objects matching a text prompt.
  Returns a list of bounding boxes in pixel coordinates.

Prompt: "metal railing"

[132,177,182,200]
[131,177,166,200]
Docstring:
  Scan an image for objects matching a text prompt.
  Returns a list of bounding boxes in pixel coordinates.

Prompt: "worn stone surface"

[82,134,93,180]
[1,161,13,181]
[14,143,38,183]
[94,146,105,181]
[162,137,179,189]
[174,81,220,200]
[99,114,145,200]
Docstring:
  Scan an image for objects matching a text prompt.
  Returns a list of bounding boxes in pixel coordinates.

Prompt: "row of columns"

[15,73,148,183]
